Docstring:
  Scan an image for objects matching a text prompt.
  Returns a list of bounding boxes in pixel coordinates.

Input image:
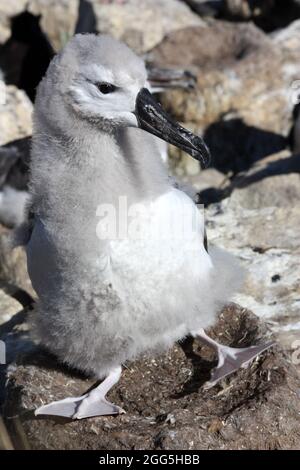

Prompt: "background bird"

[23,34,273,419]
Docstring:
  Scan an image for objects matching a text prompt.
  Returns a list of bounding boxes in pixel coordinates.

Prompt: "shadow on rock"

[203,117,287,174]
[199,151,300,206]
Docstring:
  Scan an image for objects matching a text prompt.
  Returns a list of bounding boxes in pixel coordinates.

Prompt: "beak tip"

[202,149,211,170]
[136,88,211,169]
[193,138,211,169]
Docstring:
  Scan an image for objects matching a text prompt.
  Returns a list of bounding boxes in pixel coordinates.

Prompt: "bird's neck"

[74,126,170,202]
[31,122,170,220]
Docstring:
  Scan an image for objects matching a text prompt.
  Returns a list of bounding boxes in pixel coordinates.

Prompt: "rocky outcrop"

[90,0,205,54]
[2,303,299,450]
[0,84,32,146]
[0,286,22,325]
[0,1,78,51]
[29,0,79,51]
[0,82,32,293]
[147,18,300,349]
[227,151,300,209]
[0,2,28,44]
[195,150,300,351]
[0,0,203,57]
[150,19,300,175]
[0,224,34,297]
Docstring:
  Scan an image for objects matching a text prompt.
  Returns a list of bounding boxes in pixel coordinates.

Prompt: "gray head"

[36,34,146,129]
[35,34,210,168]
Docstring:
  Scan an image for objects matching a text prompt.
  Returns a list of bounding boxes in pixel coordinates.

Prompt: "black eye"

[97,83,116,94]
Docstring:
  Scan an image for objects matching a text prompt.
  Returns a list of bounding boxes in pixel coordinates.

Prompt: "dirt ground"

[2,303,300,450]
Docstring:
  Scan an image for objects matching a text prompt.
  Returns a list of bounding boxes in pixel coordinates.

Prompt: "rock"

[0,287,22,325]
[276,329,300,355]
[0,84,32,146]
[0,1,78,51]
[0,10,55,102]
[190,167,226,193]
[222,0,252,20]
[149,20,272,71]
[90,0,204,54]
[199,149,300,204]
[151,19,300,175]
[0,224,34,297]
[176,152,201,177]
[188,150,300,349]
[178,167,226,194]
[232,166,300,209]
[228,151,300,209]
[204,167,300,345]
[0,416,14,450]
[0,137,30,191]
[2,303,299,450]
[2,0,201,56]
[0,1,28,44]
[28,0,79,51]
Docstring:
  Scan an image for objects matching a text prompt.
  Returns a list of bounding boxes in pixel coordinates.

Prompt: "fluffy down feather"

[27,34,243,378]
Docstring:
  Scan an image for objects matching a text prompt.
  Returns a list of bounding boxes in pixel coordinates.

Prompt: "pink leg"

[193,328,275,389]
[35,366,125,419]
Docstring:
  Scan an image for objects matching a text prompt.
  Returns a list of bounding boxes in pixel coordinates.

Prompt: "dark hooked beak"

[135,88,210,169]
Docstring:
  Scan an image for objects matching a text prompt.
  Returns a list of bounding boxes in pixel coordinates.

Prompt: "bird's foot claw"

[203,341,275,390]
[35,395,125,419]
[73,397,125,419]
